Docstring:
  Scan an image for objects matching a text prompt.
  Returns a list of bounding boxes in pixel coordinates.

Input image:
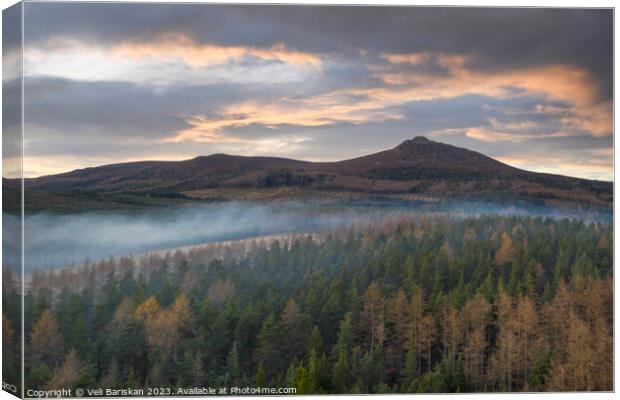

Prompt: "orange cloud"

[110,33,323,69]
[382,52,431,65]
[168,51,611,143]
[375,52,612,137]
[165,92,404,143]
[463,127,573,142]
[381,52,468,71]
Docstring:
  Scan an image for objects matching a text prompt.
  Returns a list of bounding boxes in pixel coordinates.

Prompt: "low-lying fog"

[2,200,610,271]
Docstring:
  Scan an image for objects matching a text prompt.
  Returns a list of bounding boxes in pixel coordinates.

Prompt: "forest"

[2,214,613,394]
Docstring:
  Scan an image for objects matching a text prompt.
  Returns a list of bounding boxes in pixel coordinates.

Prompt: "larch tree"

[46,349,86,390]
[172,294,195,336]
[191,352,205,386]
[360,282,385,356]
[417,314,436,374]
[461,294,491,390]
[495,232,516,266]
[489,289,517,391]
[3,313,14,348]
[100,358,119,389]
[134,296,161,322]
[439,299,461,373]
[514,295,540,389]
[542,279,571,354]
[409,284,425,376]
[30,309,64,368]
[387,289,411,371]
[548,312,595,391]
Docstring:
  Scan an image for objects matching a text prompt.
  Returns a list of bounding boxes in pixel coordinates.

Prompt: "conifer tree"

[30,309,64,368]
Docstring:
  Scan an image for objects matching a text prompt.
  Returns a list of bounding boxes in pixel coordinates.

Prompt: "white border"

[0,1,616,400]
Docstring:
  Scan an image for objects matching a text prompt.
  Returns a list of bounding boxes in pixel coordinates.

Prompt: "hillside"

[4,136,612,211]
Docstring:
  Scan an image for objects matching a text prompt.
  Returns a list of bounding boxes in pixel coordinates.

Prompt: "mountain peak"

[397,136,433,148]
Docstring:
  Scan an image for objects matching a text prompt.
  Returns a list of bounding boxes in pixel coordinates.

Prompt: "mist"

[17,202,392,271]
[2,200,611,271]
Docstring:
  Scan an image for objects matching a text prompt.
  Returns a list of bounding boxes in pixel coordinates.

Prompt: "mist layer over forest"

[5,200,611,271]
[7,213,612,393]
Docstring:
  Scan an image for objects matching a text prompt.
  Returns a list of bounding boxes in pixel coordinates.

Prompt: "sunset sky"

[4,4,613,180]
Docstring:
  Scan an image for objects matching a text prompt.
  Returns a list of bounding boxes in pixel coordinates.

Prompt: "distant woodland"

[3,215,613,393]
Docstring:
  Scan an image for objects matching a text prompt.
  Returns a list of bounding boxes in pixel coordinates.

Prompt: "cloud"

[111,33,322,69]
[24,35,323,86]
[2,3,22,68]
[164,53,610,144]
[463,127,571,143]
[165,90,404,143]
[23,4,612,96]
[369,54,612,137]
[496,154,612,181]
[13,4,612,181]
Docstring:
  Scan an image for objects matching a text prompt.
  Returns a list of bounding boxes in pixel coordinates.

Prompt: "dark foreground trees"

[6,215,612,393]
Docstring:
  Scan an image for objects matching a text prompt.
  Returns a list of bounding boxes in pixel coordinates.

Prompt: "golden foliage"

[134,297,161,322]
[360,282,385,354]
[46,349,85,389]
[30,309,63,366]
[495,232,516,265]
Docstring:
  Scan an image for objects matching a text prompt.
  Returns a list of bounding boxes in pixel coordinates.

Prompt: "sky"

[3,4,614,180]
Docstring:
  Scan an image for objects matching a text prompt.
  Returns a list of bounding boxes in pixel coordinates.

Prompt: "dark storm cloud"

[24,4,612,99]
[2,78,21,129]
[3,3,23,175]
[24,77,188,141]
[20,76,350,159]
[22,75,304,152]
[2,2,21,56]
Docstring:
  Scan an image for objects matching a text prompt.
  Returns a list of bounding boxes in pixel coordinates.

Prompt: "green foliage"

[15,215,612,393]
[529,351,554,390]
[255,364,265,387]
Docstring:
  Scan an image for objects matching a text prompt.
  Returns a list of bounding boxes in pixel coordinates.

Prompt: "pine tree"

[333,312,354,357]
[332,350,348,393]
[255,313,283,380]
[281,298,306,359]
[308,325,324,356]
[255,364,266,387]
[226,342,241,385]
[403,340,419,386]
[293,363,309,394]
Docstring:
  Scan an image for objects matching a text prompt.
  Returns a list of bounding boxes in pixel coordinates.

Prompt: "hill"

[4,136,612,212]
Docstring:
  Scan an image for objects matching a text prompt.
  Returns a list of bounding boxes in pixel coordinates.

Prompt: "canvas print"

[2,2,613,397]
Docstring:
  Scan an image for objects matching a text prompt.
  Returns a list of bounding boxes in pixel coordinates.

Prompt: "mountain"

[4,136,612,211]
